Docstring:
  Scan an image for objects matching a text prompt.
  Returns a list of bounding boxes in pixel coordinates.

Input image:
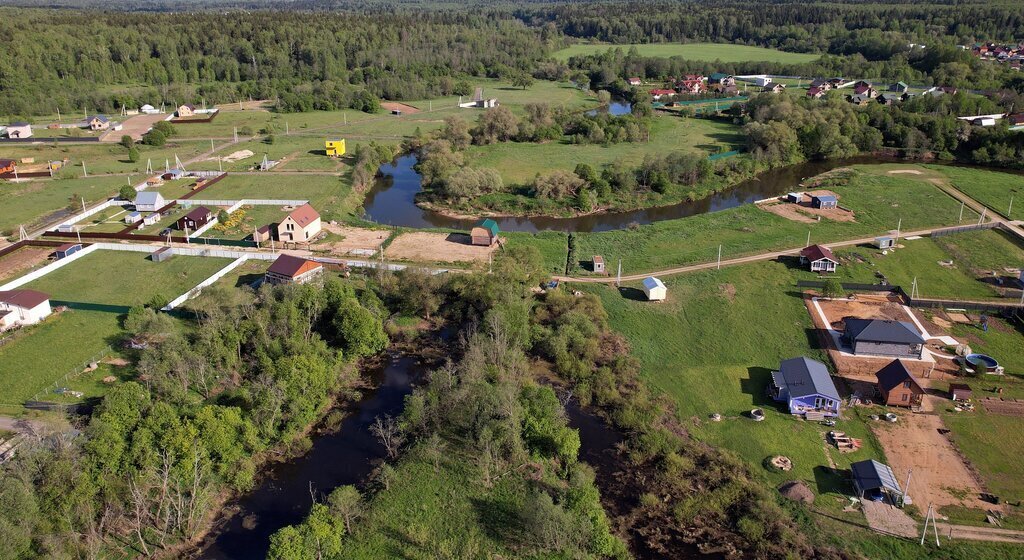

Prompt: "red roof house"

[800,244,839,273]
[264,254,324,285]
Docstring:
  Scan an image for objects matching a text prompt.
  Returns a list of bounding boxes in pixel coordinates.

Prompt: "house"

[133,191,166,212]
[175,206,214,231]
[140,104,159,114]
[0,159,15,174]
[124,211,143,224]
[799,244,838,273]
[150,247,173,262]
[875,359,925,408]
[751,76,773,87]
[648,89,676,101]
[852,84,878,98]
[950,383,973,401]
[325,139,346,157]
[276,203,322,243]
[628,77,642,86]
[265,254,324,285]
[843,318,925,359]
[177,104,196,118]
[847,94,872,106]
[877,92,905,105]
[973,117,997,127]
[850,459,903,502]
[709,72,736,89]
[53,243,82,259]
[811,194,838,209]
[142,213,160,227]
[875,236,895,249]
[6,122,32,139]
[770,356,841,418]
[470,219,500,246]
[807,86,827,99]
[86,115,110,131]
[762,83,786,94]
[253,224,274,243]
[1008,113,1024,128]
[641,276,666,301]
[890,81,909,93]
[810,79,831,90]
[592,255,605,274]
[675,78,706,94]
[0,290,52,330]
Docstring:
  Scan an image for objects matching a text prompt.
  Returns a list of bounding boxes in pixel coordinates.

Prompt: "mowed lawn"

[553,42,821,63]
[571,166,979,274]
[200,173,358,221]
[582,261,885,509]
[929,165,1024,221]
[0,139,211,176]
[0,175,128,233]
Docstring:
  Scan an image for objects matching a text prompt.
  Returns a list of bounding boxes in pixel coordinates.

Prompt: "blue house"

[770,357,841,418]
[811,194,838,209]
[53,243,82,259]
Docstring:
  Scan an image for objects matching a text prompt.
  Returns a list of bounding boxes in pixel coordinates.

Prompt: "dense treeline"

[0,279,388,558]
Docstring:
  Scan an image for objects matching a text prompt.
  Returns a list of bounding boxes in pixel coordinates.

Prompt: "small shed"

[150,247,173,262]
[470,219,500,246]
[875,236,895,250]
[253,224,274,243]
[175,205,214,231]
[125,211,143,224]
[593,255,605,274]
[950,383,973,402]
[811,194,838,209]
[642,277,667,301]
[53,243,83,259]
[786,192,804,203]
[325,139,346,157]
[143,213,160,226]
[850,459,903,502]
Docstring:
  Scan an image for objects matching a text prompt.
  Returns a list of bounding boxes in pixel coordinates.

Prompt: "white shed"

[0,290,52,329]
[642,277,667,301]
[134,191,166,212]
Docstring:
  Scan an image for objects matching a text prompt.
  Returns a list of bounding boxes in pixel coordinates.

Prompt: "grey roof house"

[850,459,903,501]
[770,357,841,417]
[843,318,925,359]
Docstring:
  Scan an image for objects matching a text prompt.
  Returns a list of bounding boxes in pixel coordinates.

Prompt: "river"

[363,154,894,233]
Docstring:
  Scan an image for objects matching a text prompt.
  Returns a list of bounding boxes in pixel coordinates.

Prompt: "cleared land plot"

[200,173,357,222]
[0,139,210,176]
[195,135,349,173]
[105,113,169,141]
[553,42,821,63]
[385,232,497,263]
[929,165,1024,221]
[758,190,855,223]
[313,224,388,255]
[0,245,53,282]
[0,175,129,233]
[944,399,1024,503]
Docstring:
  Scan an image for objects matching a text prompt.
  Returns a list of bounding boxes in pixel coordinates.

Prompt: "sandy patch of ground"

[887,169,923,175]
[980,398,1024,417]
[218,150,254,163]
[861,499,918,538]
[873,412,992,512]
[314,224,388,256]
[719,283,736,301]
[0,246,51,282]
[215,100,272,112]
[817,292,911,327]
[385,232,497,263]
[102,113,169,142]
[381,101,421,114]
[758,189,856,223]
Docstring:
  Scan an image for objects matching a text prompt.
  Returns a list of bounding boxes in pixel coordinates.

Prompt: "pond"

[363,154,894,233]
[586,100,633,116]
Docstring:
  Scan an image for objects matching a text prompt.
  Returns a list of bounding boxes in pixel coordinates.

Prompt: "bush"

[142,129,166,147]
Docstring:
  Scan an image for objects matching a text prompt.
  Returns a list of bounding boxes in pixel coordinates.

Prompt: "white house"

[6,122,32,139]
[140,104,159,114]
[276,203,322,243]
[0,290,52,330]
[124,211,143,224]
[134,191,166,212]
[642,277,667,301]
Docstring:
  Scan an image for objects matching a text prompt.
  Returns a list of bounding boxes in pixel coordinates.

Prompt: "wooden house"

[177,104,196,118]
[471,219,500,246]
[175,206,214,231]
[875,359,924,408]
[950,383,973,401]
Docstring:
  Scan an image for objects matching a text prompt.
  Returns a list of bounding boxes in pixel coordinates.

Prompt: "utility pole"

[911,276,919,300]
[717,244,722,270]
[233,127,238,143]
[211,139,215,153]
[616,259,622,288]
[920,503,941,547]
[80,197,86,213]
[978,207,987,225]
[958,201,965,223]
[806,230,811,247]
[285,121,289,135]
[81,161,88,178]
[1009,193,1015,217]
[56,107,61,123]
[895,217,902,243]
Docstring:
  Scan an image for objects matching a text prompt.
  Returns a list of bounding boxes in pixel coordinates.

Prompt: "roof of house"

[800,244,837,263]
[180,104,196,110]
[844,318,925,345]
[774,356,840,401]
[256,224,272,234]
[134,191,165,205]
[285,203,320,228]
[879,93,904,102]
[89,115,110,123]
[54,242,81,252]
[709,72,731,81]
[0,158,16,167]
[181,206,213,222]
[848,94,872,104]
[0,289,50,309]
[876,359,923,392]
[949,383,973,394]
[477,218,500,236]
[807,86,825,96]
[9,121,29,127]
[850,459,902,495]
[812,194,838,203]
[593,255,604,264]
[642,276,665,291]
[267,254,323,278]
[810,79,828,87]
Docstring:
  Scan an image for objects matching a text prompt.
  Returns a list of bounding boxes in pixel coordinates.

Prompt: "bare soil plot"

[817,292,912,327]
[758,189,855,223]
[872,413,992,512]
[385,232,497,263]
[980,398,1024,417]
[217,150,254,163]
[0,246,52,282]
[215,100,272,112]
[861,499,918,538]
[380,101,421,115]
[103,113,168,142]
[313,224,388,256]
[887,169,923,175]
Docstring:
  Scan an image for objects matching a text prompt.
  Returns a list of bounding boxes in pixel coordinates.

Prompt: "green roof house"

[471,219,500,246]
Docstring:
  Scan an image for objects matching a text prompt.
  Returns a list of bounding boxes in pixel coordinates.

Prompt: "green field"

[570,166,979,275]
[0,139,211,176]
[202,173,358,222]
[927,165,1024,221]
[0,175,130,233]
[553,42,821,64]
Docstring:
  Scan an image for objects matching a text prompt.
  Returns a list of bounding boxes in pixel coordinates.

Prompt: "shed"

[850,459,902,501]
[125,211,143,224]
[253,224,274,243]
[150,247,173,262]
[325,139,346,157]
[641,277,667,301]
[811,194,838,209]
[134,191,166,212]
[875,359,924,408]
[843,318,925,359]
[140,104,158,114]
[875,236,895,249]
[470,219,500,246]
[799,244,838,273]
[143,213,160,226]
[949,383,973,401]
[0,159,16,174]
[786,192,803,203]
[53,243,82,259]
[592,255,605,274]
[770,356,841,417]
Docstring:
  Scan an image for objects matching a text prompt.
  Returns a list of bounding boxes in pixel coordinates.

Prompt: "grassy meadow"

[201,173,359,221]
[927,165,1024,221]
[0,175,130,233]
[553,42,821,63]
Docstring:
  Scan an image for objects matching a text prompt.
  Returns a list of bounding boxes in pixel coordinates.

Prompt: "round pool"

[966,354,999,373]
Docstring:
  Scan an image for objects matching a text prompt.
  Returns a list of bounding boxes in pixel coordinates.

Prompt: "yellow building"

[325,139,346,157]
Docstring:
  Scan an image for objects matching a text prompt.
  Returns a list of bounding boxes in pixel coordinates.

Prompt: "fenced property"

[930,222,999,238]
[796,280,1023,313]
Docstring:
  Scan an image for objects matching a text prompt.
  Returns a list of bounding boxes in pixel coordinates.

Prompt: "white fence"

[0,244,101,291]
[177,199,309,207]
[55,199,131,229]
[162,256,250,310]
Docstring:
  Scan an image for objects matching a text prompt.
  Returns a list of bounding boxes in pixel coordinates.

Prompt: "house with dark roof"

[843,318,925,359]
[770,357,841,417]
[0,159,16,174]
[800,244,838,273]
[762,83,786,94]
[53,243,83,259]
[877,92,906,105]
[807,86,827,99]
[851,459,903,501]
[809,79,831,90]
[264,254,324,285]
[890,81,909,93]
[811,194,838,209]
[471,219,500,246]
[175,206,214,231]
[875,359,924,408]
[0,289,52,329]
[86,115,110,131]
[276,203,321,243]
[847,93,872,106]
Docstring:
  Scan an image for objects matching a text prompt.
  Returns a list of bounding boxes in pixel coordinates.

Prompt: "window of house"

[903,381,911,388]
[902,394,908,401]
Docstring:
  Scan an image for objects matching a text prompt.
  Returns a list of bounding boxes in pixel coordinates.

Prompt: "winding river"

[363,154,895,232]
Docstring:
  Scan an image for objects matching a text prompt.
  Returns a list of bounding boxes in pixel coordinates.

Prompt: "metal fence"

[930,222,999,238]
[797,280,1023,313]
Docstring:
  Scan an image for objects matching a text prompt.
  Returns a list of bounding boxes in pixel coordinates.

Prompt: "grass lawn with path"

[553,42,821,63]
[201,173,358,222]
[0,175,130,233]
[928,165,1024,221]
